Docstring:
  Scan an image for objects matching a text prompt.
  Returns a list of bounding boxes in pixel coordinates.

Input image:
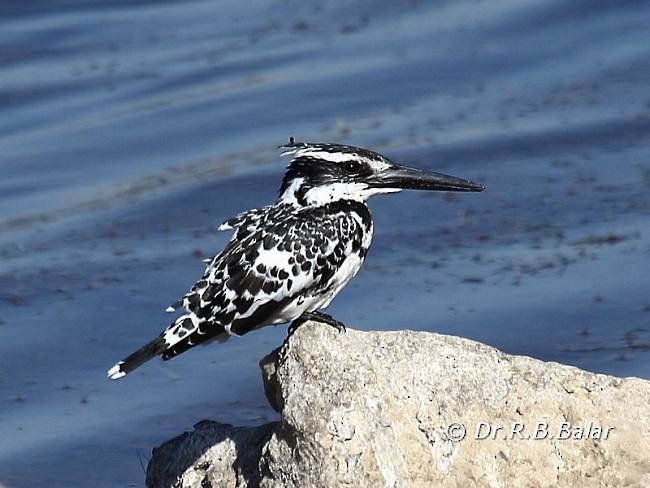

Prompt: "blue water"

[1,1,649,486]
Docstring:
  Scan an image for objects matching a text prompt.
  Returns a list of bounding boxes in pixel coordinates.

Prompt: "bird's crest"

[278,137,389,165]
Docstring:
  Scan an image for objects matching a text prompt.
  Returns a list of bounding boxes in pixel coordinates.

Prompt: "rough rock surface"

[147,322,650,488]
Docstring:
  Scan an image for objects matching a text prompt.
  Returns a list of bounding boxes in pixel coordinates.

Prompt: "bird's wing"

[157,203,363,357]
[217,205,272,233]
[166,205,274,312]
[160,204,358,350]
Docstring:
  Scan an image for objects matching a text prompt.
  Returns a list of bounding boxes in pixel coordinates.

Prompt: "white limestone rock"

[147,322,650,488]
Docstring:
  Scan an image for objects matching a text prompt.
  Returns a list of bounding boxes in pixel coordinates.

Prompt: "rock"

[147,322,650,488]
[146,421,276,488]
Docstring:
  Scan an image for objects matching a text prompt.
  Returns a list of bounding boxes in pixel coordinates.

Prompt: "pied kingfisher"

[107,139,484,379]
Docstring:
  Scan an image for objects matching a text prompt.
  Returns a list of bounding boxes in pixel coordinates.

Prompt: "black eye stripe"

[278,155,377,195]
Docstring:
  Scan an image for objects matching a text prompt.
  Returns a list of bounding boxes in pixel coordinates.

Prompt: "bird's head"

[277,139,484,206]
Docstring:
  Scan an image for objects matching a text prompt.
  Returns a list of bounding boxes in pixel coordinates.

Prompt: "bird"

[107,139,484,379]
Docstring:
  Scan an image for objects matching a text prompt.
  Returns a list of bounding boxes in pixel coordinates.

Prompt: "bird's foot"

[288,311,347,337]
[312,312,347,333]
[286,318,305,338]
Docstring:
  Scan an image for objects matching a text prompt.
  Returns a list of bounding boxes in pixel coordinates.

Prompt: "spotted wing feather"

[166,204,280,312]
[160,201,370,359]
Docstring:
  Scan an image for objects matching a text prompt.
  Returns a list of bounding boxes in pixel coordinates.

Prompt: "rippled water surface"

[1,1,649,486]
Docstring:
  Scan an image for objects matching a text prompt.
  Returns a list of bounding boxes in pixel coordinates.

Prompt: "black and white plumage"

[107,140,484,379]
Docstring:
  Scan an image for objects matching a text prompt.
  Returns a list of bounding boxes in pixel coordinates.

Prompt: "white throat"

[279,177,305,204]
[303,182,401,205]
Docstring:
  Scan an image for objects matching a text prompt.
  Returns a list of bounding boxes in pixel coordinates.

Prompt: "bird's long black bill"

[372,165,485,192]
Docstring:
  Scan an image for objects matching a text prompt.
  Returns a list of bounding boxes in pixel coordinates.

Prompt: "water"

[1,1,649,486]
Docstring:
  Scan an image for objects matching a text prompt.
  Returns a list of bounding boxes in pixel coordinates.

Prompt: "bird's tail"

[107,336,166,380]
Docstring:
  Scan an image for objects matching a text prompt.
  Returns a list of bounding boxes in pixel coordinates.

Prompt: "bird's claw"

[287,320,302,337]
[307,311,347,333]
[331,320,346,333]
[288,312,347,337]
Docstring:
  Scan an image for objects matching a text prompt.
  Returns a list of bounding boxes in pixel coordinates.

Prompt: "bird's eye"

[343,161,362,174]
